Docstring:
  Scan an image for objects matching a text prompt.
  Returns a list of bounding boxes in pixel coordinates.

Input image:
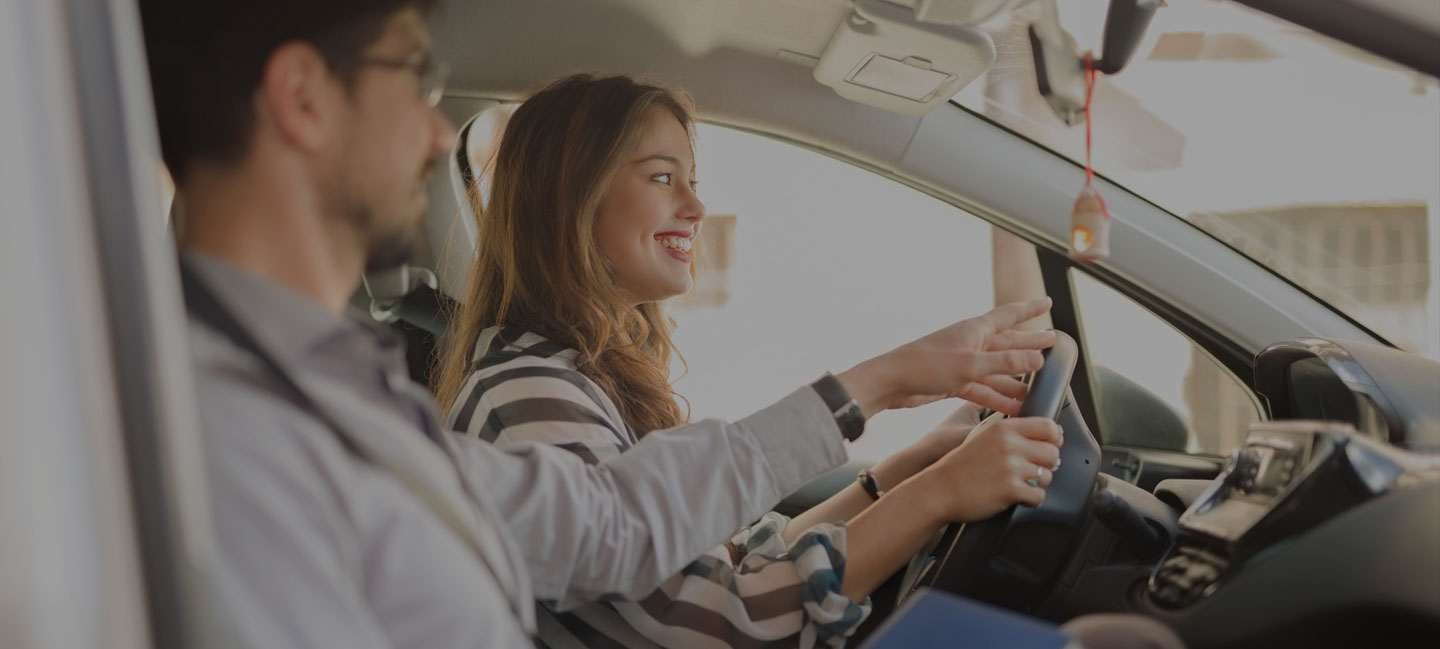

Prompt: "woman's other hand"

[835,297,1055,419]
[877,398,1026,485]
[833,411,1063,601]
[918,401,988,457]
[904,415,1064,524]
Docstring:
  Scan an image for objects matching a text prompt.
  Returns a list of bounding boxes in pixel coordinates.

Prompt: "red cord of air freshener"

[1083,53,1108,217]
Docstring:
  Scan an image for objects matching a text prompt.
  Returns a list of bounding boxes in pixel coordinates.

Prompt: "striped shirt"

[447,326,871,649]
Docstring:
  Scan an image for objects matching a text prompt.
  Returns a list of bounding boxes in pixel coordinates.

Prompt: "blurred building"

[1193,203,1432,349]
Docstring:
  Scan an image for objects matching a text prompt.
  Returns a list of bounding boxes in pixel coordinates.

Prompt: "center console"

[1148,420,1439,609]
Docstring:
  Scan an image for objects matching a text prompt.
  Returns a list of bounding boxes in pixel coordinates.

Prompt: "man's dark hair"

[139,0,438,183]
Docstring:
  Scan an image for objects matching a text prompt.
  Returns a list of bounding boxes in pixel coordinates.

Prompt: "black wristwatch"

[810,372,866,441]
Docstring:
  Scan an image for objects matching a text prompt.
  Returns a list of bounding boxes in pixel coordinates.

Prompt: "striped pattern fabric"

[446,327,870,649]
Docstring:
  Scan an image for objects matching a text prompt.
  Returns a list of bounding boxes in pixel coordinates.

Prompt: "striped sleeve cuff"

[737,514,873,648]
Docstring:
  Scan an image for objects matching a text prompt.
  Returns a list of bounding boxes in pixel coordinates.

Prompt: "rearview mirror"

[1096,0,1162,74]
[1028,0,1162,125]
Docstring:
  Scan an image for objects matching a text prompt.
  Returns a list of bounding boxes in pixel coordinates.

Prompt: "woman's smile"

[656,232,693,262]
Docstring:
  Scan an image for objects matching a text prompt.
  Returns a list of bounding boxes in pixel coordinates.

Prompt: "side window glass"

[1071,270,1262,455]
[671,124,1015,464]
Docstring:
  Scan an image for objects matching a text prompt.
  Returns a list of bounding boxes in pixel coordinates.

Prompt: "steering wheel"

[905,330,1101,613]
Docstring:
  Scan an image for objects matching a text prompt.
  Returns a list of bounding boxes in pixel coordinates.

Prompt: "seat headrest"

[446,111,487,267]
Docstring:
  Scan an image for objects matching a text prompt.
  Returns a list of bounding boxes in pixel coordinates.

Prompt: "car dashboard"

[1253,337,1440,453]
[1133,337,1440,648]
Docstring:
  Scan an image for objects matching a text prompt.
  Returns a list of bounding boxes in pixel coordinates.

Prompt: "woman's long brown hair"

[433,73,694,436]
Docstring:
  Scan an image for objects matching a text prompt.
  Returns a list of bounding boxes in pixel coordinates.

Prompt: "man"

[139,1,1060,647]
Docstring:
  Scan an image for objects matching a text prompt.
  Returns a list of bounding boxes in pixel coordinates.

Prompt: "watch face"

[859,470,885,500]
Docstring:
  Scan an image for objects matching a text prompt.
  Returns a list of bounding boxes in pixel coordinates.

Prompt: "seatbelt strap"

[179,262,369,458]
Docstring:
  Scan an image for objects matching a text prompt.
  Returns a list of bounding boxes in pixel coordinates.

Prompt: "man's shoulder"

[186,317,353,466]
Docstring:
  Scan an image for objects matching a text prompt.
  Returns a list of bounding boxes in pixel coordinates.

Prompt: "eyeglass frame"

[330,55,450,107]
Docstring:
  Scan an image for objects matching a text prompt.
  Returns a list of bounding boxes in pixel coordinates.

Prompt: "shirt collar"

[183,251,371,359]
[471,326,580,368]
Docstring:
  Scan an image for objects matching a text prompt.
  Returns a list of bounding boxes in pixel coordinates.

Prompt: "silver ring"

[1028,465,1042,488]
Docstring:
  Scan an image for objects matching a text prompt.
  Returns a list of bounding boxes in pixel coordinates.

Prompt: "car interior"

[375,1,1440,647]
[3,1,1437,649]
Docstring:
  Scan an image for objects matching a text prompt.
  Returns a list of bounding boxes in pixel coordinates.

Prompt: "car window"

[669,123,1014,464]
[1071,270,1261,455]
[454,113,1037,464]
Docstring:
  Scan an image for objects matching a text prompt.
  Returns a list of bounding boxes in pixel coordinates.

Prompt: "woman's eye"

[651,173,672,185]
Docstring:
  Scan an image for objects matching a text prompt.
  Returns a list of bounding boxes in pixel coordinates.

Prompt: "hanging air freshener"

[1070,54,1110,262]
[1071,186,1109,259]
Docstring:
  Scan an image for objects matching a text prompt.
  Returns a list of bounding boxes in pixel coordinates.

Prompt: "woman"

[435,74,1063,649]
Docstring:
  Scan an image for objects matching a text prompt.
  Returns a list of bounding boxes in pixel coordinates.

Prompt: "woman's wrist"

[885,471,951,530]
[871,444,930,488]
[835,359,894,420]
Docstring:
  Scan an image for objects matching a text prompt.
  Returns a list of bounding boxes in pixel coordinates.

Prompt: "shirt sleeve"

[607,513,872,649]
[478,371,869,647]
[448,385,850,610]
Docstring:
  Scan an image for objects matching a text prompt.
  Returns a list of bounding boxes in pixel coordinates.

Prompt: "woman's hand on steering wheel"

[910,415,1064,524]
[904,382,1028,472]
[835,298,1056,418]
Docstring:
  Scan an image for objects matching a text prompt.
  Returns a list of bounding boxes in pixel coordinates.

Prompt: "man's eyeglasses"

[346,57,450,107]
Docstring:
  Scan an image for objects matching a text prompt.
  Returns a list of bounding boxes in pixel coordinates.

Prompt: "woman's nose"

[679,187,706,223]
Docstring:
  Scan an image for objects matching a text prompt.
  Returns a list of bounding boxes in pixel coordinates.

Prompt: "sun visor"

[814,0,996,117]
[914,0,1033,26]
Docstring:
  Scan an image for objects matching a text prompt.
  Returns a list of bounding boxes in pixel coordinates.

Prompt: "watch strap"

[810,372,865,441]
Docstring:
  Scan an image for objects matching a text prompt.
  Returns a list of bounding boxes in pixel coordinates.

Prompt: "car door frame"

[0,1,219,648]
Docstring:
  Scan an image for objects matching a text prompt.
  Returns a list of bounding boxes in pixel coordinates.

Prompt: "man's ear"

[256,42,342,154]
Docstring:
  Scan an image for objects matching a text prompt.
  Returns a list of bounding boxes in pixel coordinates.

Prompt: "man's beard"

[334,161,433,272]
[363,212,423,272]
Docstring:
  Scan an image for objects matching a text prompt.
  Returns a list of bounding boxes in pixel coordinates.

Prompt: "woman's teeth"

[657,236,692,252]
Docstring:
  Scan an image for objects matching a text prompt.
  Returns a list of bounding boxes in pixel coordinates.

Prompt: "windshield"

[953,0,1440,360]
